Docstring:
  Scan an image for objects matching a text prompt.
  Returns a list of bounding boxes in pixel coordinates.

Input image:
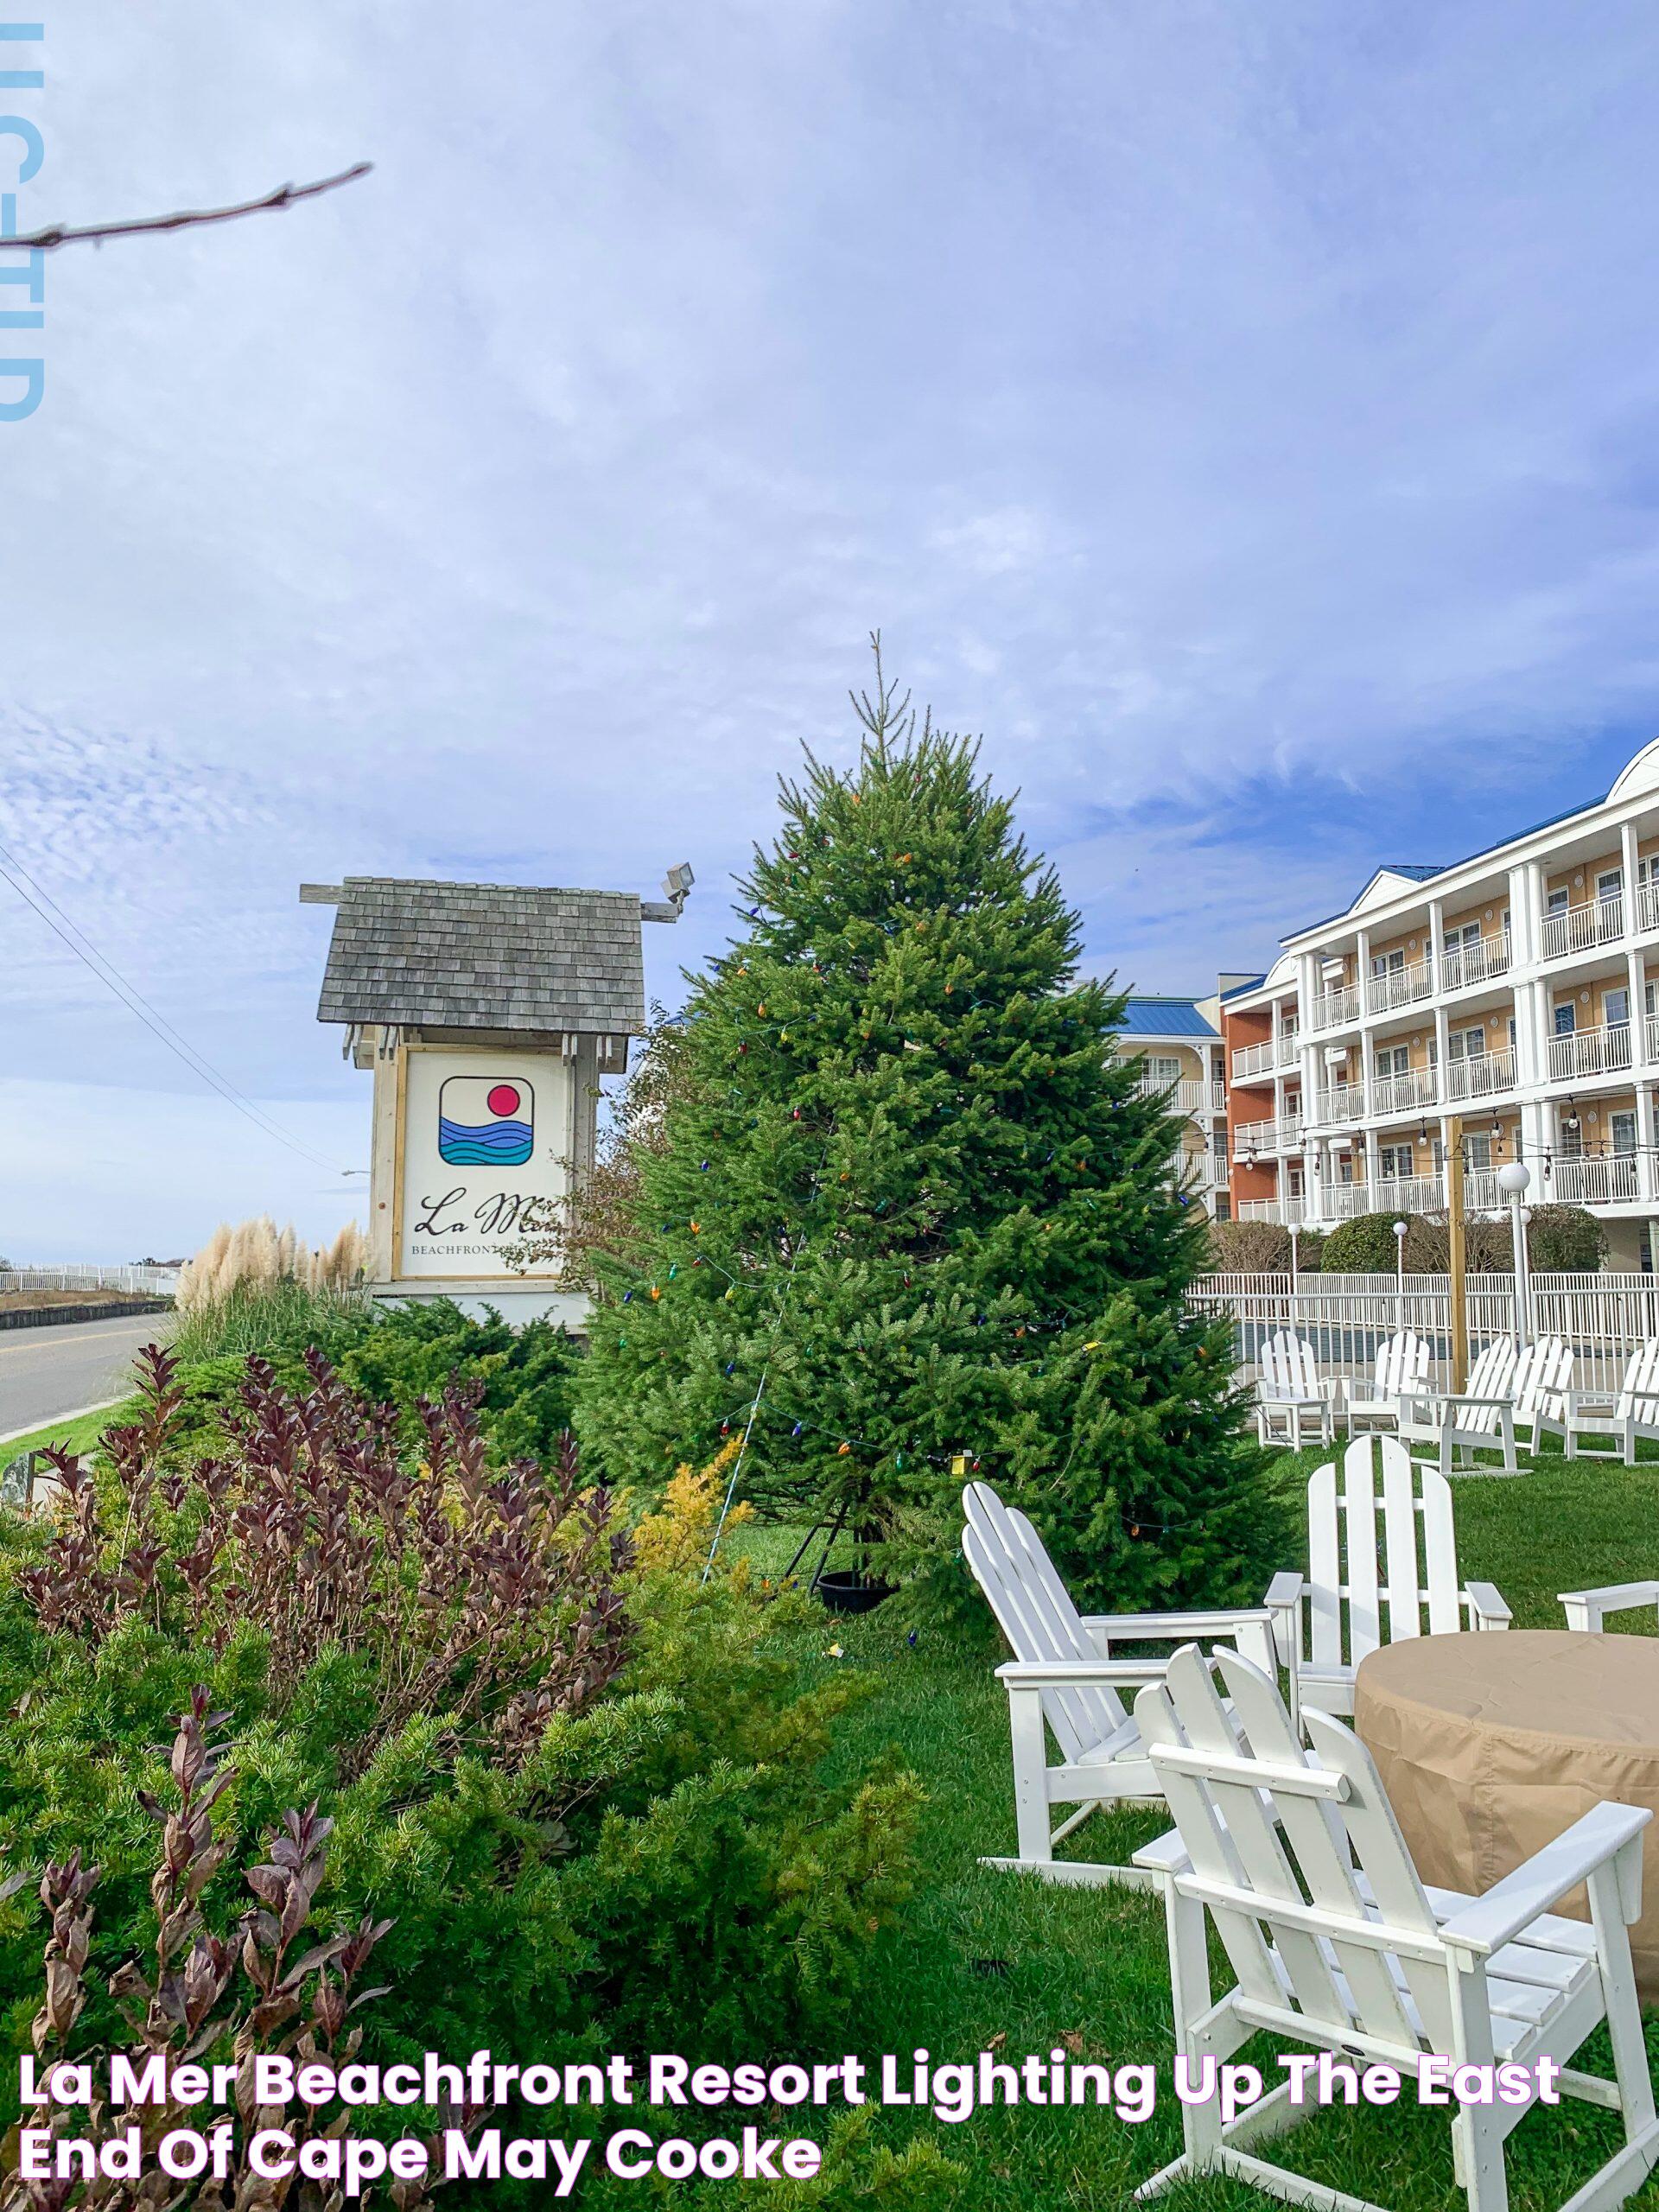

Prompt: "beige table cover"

[1354,1630,1659,1999]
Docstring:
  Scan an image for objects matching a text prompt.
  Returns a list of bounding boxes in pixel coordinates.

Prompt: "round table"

[1354,1630,1659,2000]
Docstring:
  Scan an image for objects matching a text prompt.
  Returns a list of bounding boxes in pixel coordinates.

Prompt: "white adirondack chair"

[1560,1580,1659,1632]
[1132,1644,1659,2212]
[1255,1330,1335,1450]
[1263,1436,1510,1727]
[1396,1336,1518,1475]
[962,1481,1277,1885]
[1342,1328,1432,1435]
[1534,1336,1659,1464]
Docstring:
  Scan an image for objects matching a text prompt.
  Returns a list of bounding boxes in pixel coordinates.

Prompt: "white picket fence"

[1192,1270,1659,1396]
[1,1264,179,1298]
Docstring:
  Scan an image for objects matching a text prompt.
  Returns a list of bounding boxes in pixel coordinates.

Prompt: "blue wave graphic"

[439,1116,532,1166]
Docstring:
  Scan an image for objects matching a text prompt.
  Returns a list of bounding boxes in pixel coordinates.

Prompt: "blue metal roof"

[1118,996,1218,1039]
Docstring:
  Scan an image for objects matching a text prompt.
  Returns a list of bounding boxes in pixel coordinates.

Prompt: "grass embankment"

[709,1455,1659,2212]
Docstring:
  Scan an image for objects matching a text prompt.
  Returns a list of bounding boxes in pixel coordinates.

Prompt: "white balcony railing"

[1277,1032,1300,1067]
[1230,1039,1277,1081]
[1311,1084,1367,1126]
[1640,880,1659,937]
[1541,893,1624,962]
[1211,1079,1229,1111]
[1365,957,1434,1015]
[1311,983,1360,1032]
[1443,1047,1516,1103]
[1439,931,1512,991]
[1370,1067,1438,1117]
[1547,1021,1633,1082]
[1235,1114,1303,1159]
[1551,1154,1642,1206]
[1649,1013,1659,1065]
[1236,1196,1308,1225]
[1135,1075,1218,1116]
[1372,1173,1446,1215]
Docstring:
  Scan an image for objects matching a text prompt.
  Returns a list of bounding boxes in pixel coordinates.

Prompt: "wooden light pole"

[1446,1114,1468,1391]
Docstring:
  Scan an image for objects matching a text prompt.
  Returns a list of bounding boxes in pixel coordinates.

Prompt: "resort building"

[1116,995,1234,1217]
[1219,735,1659,1268]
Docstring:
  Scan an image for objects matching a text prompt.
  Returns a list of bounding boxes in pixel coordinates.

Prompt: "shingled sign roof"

[315,876,646,1036]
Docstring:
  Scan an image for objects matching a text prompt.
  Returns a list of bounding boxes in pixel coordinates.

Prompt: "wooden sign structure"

[305,870,689,1325]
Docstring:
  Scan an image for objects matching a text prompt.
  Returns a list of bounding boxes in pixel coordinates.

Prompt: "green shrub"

[1525,1203,1605,1272]
[0,1359,919,2072]
[1319,1211,1412,1272]
[165,1274,368,1365]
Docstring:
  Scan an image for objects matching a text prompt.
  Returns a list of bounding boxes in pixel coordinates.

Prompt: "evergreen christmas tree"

[575,647,1280,1610]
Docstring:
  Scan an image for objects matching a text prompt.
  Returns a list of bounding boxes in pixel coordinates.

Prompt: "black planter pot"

[816,1569,894,1615]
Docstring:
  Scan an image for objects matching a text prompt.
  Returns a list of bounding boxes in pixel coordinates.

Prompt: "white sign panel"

[397,1048,570,1278]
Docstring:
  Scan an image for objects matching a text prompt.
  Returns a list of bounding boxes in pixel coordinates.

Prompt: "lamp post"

[1497,1160,1533,1348]
[1393,1217,1408,1333]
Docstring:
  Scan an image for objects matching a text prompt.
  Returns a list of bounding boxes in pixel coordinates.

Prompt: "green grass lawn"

[709,1452,1659,2211]
[0,1395,145,1466]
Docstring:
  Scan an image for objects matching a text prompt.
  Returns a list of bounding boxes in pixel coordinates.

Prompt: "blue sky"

[5,2,1659,1259]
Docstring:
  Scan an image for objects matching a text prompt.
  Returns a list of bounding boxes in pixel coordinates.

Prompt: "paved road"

[0,1313,168,1442]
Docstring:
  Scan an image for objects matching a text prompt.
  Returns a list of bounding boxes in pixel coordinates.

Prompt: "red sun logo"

[486,1084,522,1117]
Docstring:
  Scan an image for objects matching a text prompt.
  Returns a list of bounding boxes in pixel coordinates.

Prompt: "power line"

[0,838,351,1175]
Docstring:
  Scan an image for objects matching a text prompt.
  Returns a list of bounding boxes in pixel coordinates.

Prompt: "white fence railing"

[1366,958,1434,1014]
[1547,1021,1633,1082]
[1541,893,1624,962]
[1,1265,179,1297]
[1440,931,1512,991]
[1193,1269,1659,1397]
[1444,1047,1516,1103]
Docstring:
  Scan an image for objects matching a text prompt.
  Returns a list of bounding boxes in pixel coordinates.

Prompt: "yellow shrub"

[632,1440,753,1575]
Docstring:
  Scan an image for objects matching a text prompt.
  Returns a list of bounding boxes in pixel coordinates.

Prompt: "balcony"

[1371,1173,1446,1215]
[1230,1039,1276,1081]
[1546,1021,1633,1082]
[1135,1074,1219,1116]
[1649,1012,1659,1065]
[1365,957,1434,1016]
[1370,1067,1438,1117]
[1640,880,1659,937]
[1311,983,1360,1033]
[1550,1154,1642,1206]
[1440,931,1512,991]
[1541,892,1624,962]
[1311,1083,1367,1126]
[1236,1195,1308,1225]
[1235,1113,1302,1158]
[1443,1046,1516,1103]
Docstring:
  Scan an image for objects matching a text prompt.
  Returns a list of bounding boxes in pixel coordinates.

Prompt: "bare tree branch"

[2,160,372,252]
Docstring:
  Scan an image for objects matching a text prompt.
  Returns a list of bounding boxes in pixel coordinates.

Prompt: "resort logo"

[438,1076,533,1167]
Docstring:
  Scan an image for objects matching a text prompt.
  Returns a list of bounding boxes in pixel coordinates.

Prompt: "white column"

[1623,821,1640,935]
[1356,927,1371,1018]
[1639,1084,1658,1205]
[1526,860,1548,963]
[1505,863,1529,969]
[1433,1001,1450,1107]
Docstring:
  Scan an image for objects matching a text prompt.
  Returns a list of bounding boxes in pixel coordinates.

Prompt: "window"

[1612,1111,1638,1158]
[1378,1143,1413,1182]
[1464,1133,1492,1173]
[1606,988,1630,1031]
[1334,1152,1355,1185]
[1648,981,1657,1019]
[1548,887,1571,916]
[1370,948,1405,976]
[1560,1113,1584,1160]
[1287,1166,1305,1198]
[1444,920,1481,953]
[1508,1015,1517,1052]
[1554,1002,1577,1036]
[1375,1044,1410,1077]
[1598,868,1624,905]
[1448,1025,1485,1061]
[1147,1055,1181,1084]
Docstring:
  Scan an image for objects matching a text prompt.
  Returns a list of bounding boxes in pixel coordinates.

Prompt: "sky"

[6,2,1659,1260]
